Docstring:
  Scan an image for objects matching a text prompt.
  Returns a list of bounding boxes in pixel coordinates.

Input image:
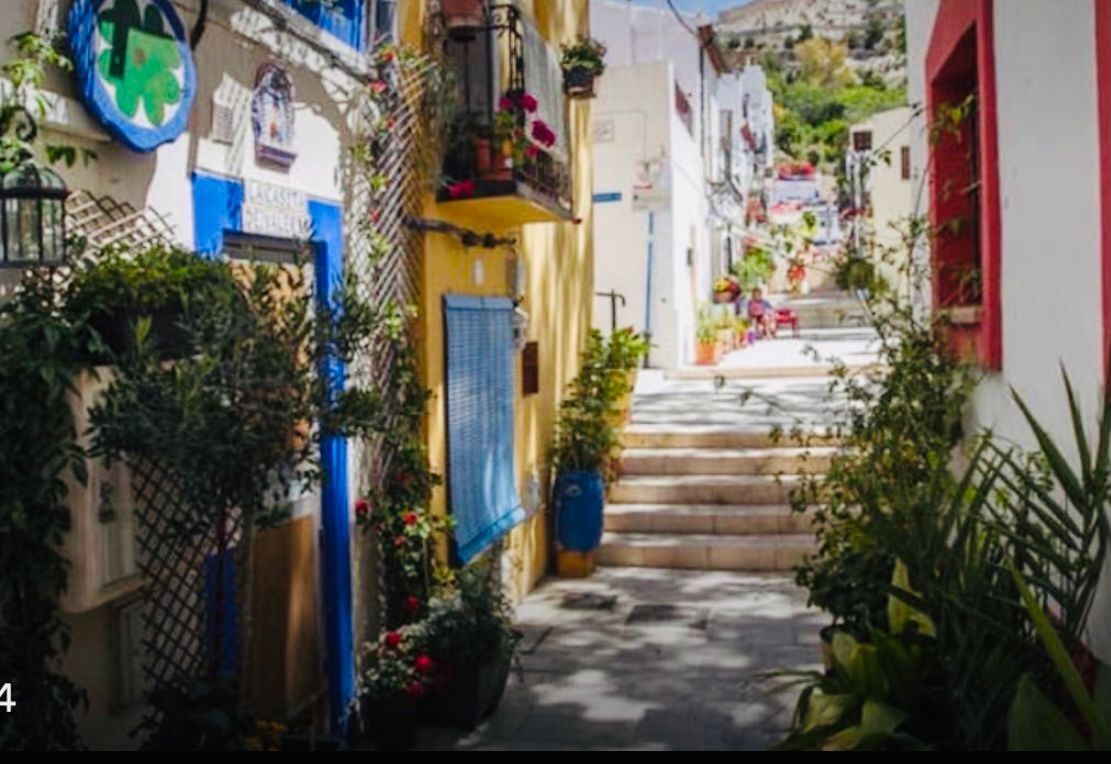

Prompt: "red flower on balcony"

[384,631,403,649]
[446,179,475,199]
[370,80,387,95]
[525,145,539,159]
[414,655,435,675]
[531,119,556,148]
[354,498,370,519]
[520,92,538,113]
[403,511,419,526]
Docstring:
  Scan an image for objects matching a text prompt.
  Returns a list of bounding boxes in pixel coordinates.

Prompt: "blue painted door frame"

[192,173,355,736]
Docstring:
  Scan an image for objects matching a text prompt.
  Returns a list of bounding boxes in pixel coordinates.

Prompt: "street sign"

[593,191,622,203]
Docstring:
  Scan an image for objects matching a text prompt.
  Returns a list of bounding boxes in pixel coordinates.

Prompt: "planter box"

[555,470,605,552]
[420,653,512,731]
[695,340,720,366]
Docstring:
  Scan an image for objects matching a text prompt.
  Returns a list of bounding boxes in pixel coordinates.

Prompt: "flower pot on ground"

[360,694,418,751]
[554,469,605,552]
[441,0,486,38]
[695,340,720,366]
[420,650,512,731]
[420,565,519,730]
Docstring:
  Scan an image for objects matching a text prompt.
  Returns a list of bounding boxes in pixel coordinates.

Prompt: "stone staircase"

[598,383,838,571]
[777,289,869,330]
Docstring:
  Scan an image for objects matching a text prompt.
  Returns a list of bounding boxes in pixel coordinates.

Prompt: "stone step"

[619,446,835,476]
[623,425,839,450]
[597,532,815,571]
[603,503,813,535]
[779,295,870,330]
[666,361,881,380]
[608,474,809,505]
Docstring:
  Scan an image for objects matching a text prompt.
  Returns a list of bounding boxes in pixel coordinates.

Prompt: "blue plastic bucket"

[554,470,605,552]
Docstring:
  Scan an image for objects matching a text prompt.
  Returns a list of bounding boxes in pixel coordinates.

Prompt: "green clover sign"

[96,0,183,127]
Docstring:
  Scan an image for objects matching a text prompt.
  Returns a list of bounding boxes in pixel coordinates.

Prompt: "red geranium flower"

[520,92,538,113]
[446,180,475,199]
[384,631,403,649]
[381,48,395,63]
[498,95,514,111]
[404,595,420,615]
[354,498,370,518]
[414,655,435,675]
[370,80,387,95]
[393,536,406,548]
[525,145,539,159]
[403,511,419,527]
[531,120,556,148]
[405,680,425,699]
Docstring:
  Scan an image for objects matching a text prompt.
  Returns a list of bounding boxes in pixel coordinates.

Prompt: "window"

[900,145,911,180]
[852,130,873,152]
[926,0,1000,368]
[282,0,366,51]
[443,295,525,563]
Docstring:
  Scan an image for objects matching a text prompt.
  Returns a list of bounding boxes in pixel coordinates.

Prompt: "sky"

[630,0,757,19]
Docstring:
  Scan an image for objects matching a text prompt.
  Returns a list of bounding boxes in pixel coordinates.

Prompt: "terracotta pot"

[442,0,486,38]
[564,67,597,98]
[475,138,512,181]
[695,340,719,366]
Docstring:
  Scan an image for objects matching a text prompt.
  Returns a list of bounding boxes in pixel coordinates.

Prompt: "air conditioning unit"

[60,368,142,613]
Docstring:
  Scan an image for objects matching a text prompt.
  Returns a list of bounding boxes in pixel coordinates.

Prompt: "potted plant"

[359,624,434,750]
[714,307,734,351]
[712,274,740,304]
[695,306,720,366]
[65,245,240,361]
[787,257,808,296]
[551,332,619,568]
[492,90,555,177]
[560,37,607,98]
[420,566,520,731]
[604,326,649,425]
[733,316,749,349]
[441,0,486,39]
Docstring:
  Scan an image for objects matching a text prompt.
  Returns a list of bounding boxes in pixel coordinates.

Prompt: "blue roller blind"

[444,295,524,563]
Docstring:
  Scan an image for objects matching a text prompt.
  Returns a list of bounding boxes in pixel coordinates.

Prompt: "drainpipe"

[644,210,655,368]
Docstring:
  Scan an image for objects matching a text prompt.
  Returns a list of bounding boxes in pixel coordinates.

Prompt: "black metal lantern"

[0,162,68,268]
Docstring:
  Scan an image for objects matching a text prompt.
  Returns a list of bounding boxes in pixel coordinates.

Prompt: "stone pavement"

[418,568,824,750]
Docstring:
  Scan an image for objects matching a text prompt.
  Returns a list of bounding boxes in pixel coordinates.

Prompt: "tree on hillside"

[863,13,886,51]
[795,37,857,89]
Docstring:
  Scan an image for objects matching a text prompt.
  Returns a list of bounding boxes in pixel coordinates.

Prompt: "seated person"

[746,287,777,338]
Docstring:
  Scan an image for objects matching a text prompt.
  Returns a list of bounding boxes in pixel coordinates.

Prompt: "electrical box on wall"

[60,368,141,614]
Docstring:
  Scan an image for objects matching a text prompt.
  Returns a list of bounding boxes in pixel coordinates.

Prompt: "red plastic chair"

[775,308,800,337]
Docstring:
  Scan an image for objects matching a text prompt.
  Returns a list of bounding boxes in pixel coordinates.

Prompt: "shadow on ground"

[417,568,823,750]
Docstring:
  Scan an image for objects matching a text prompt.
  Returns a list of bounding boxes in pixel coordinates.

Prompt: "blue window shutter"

[283,0,366,51]
[444,295,525,563]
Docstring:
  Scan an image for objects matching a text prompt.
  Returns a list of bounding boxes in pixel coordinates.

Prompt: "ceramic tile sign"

[241,179,311,240]
[252,64,297,169]
[69,0,197,153]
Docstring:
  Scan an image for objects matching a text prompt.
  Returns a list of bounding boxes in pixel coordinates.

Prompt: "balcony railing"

[434,3,572,222]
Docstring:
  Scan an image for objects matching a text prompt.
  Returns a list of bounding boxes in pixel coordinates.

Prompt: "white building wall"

[591,1,714,369]
[908,0,1111,660]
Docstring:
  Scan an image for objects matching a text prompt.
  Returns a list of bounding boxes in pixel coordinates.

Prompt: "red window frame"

[926,0,1001,369]
[1096,0,1111,372]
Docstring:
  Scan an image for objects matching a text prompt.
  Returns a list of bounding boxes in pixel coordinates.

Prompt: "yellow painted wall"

[400,1,593,602]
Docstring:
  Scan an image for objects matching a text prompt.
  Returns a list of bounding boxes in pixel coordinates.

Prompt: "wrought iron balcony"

[434,3,573,225]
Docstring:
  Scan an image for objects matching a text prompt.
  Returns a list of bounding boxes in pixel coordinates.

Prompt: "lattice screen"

[346,54,435,644]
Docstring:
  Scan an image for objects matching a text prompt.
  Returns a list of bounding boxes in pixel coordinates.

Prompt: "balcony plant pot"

[695,340,719,366]
[554,469,605,553]
[442,0,486,39]
[87,303,191,361]
[474,138,513,182]
[420,652,512,731]
[563,67,597,98]
[360,693,418,751]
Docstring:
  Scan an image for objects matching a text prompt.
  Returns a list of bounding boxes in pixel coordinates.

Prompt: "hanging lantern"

[0,162,68,268]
